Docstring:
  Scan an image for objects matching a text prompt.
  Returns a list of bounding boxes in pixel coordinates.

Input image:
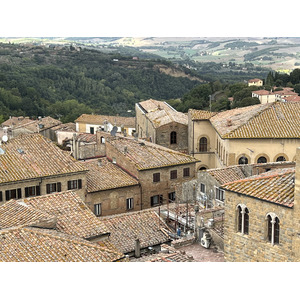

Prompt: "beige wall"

[86,185,141,216]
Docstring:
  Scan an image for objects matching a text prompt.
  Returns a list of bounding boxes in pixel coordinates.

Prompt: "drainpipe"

[135,238,141,258]
[192,120,195,157]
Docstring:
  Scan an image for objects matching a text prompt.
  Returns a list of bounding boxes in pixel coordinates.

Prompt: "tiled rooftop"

[222,167,295,207]
[100,210,171,254]
[1,116,33,127]
[23,191,110,239]
[107,136,198,170]
[207,165,247,185]
[252,90,274,95]
[138,99,188,128]
[0,226,124,262]
[76,132,97,143]
[0,134,87,184]
[83,158,139,192]
[189,109,217,120]
[75,114,135,127]
[51,122,76,132]
[248,78,262,83]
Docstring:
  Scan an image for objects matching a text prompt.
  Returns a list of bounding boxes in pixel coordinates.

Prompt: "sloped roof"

[0,134,87,184]
[101,210,171,254]
[75,114,135,127]
[207,165,247,185]
[222,168,295,207]
[106,136,199,170]
[189,109,217,121]
[51,122,76,132]
[138,99,188,128]
[248,78,262,83]
[1,116,33,127]
[0,227,124,262]
[83,158,139,193]
[23,191,110,239]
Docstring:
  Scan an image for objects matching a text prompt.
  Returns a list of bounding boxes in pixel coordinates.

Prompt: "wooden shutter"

[46,184,50,194]
[0,191,2,202]
[36,186,41,196]
[5,190,9,201]
[17,188,22,199]
[78,179,82,189]
[25,187,29,197]
[57,182,61,192]
[67,181,71,190]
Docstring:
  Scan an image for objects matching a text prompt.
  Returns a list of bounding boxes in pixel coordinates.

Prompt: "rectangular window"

[153,173,160,183]
[170,170,177,180]
[126,198,134,210]
[67,179,82,190]
[90,127,95,134]
[151,195,163,207]
[5,188,22,201]
[183,167,190,177]
[0,191,2,202]
[25,186,40,197]
[216,187,225,202]
[200,183,206,193]
[168,192,176,202]
[94,203,101,216]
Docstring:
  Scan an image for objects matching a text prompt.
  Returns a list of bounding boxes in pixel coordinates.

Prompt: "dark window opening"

[238,156,248,165]
[257,156,267,164]
[276,156,286,162]
[151,195,163,207]
[170,170,177,179]
[199,137,208,152]
[153,173,160,182]
[170,131,177,144]
[183,167,190,177]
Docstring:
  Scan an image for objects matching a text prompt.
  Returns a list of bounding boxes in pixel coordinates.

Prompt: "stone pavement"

[179,242,225,262]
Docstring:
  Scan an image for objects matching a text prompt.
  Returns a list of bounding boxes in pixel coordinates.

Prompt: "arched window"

[238,156,248,165]
[257,156,267,164]
[199,167,207,171]
[170,131,177,144]
[276,156,286,162]
[267,214,280,245]
[199,137,208,152]
[237,204,249,235]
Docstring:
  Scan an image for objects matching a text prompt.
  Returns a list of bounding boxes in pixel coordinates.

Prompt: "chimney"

[134,238,141,258]
[227,119,232,127]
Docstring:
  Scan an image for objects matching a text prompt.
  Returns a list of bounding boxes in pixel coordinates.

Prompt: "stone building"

[135,99,188,153]
[105,135,199,210]
[82,157,141,216]
[75,113,135,136]
[248,78,263,87]
[221,148,300,262]
[0,133,88,204]
[188,102,300,170]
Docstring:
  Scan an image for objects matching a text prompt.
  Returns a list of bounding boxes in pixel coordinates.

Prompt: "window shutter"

[5,190,9,201]
[0,191,2,202]
[36,186,41,196]
[67,181,71,190]
[25,187,29,197]
[160,195,163,204]
[57,182,61,192]
[46,184,50,194]
[78,179,82,189]
[17,188,22,199]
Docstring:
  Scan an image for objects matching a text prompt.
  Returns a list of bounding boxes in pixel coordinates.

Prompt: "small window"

[170,170,177,180]
[183,167,190,177]
[101,137,105,144]
[5,188,22,201]
[257,156,267,164]
[90,127,95,134]
[151,195,163,207]
[67,179,82,190]
[112,157,117,164]
[153,173,160,182]
[238,156,248,165]
[200,183,205,193]
[216,187,225,202]
[170,131,177,144]
[168,192,176,202]
[276,156,286,162]
[199,137,208,152]
[46,183,61,194]
[25,186,40,197]
[0,191,2,202]
[94,203,102,216]
[126,198,134,210]
[237,205,249,235]
[267,214,280,245]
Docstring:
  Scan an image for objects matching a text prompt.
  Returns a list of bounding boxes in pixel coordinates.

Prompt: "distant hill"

[0,42,203,122]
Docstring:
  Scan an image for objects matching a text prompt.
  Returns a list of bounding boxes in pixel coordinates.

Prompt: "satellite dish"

[2,135,8,143]
[110,126,118,137]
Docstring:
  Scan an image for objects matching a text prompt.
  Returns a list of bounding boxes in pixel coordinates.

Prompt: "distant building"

[251,90,276,104]
[135,99,188,153]
[75,114,135,136]
[248,78,263,87]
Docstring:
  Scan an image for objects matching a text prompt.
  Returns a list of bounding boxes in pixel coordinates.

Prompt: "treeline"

[0,43,200,123]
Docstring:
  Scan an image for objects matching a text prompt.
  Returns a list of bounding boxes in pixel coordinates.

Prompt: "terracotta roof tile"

[107,136,198,170]
[207,165,247,185]
[189,109,217,120]
[138,99,188,128]
[0,134,87,184]
[0,227,124,262]
[101,210,171,254]
[222,168,295,207]
[83,158,139,192]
